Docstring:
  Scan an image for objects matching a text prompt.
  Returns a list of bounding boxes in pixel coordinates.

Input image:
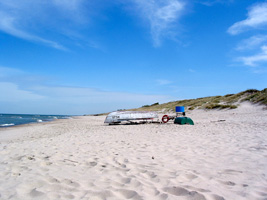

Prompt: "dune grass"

[131,88,267,112]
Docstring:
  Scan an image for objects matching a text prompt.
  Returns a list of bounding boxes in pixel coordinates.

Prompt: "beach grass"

[130,88,267,112]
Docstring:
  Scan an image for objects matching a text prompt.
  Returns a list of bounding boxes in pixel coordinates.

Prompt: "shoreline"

[0,117,78,142]
[0,113,74,129]
[0,104,267,199]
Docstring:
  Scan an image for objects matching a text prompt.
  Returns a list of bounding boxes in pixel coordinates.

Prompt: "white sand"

[0,103,267,200]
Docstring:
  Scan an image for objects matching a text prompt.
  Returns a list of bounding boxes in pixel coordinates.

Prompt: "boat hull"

[104,111,158,124]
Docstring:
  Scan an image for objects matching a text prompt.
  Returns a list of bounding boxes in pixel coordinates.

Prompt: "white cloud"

[238,45,267,66]
[0,12,67,50]
[228,3,267,70]
[132,0,186,46]
[0,0,186,48]
[228,2,267,35]
[0,0,88,50]
[236,35,267,51]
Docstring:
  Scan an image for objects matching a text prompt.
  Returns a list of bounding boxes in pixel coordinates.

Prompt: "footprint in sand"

[117,189,142,199]
[27,156,35,161]
[223,169,243,174]
[40,161,52,166]
[158,193,168,200]
[119,177,131,184]
[254,187,267,198]
[185,173,198,180]
[88,161,97,167]
[142,186,160,196]
[210,194,226,200]
[62,179,80,187]
[90,190,115,199]
[29,188,46,198]
[184,185,211,193]
[163,186,207,200]
[46,177,60,183]
[218,180,236,186]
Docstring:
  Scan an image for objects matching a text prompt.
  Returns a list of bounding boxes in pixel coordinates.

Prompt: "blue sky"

[0,0,267,115]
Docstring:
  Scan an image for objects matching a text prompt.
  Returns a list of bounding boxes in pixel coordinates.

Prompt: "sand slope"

[0,104,267,200]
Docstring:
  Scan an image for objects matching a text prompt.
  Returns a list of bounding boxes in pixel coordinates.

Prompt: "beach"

[0,103,267,200]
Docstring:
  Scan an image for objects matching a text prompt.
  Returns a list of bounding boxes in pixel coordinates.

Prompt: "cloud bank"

[0,66,172,115]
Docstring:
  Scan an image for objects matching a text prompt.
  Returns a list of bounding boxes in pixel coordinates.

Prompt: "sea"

[0,113,71,127]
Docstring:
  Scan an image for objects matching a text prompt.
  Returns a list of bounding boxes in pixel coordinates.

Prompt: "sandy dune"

[0,103,267,200]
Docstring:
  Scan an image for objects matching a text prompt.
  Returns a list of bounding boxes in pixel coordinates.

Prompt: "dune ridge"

[132,88,267,112]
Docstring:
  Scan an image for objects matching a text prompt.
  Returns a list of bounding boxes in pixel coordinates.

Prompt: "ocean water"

[0,114,71,127]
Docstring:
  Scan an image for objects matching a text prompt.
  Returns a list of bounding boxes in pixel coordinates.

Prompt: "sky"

[0,0,267,115]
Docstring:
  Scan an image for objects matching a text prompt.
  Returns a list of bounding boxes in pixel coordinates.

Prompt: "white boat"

[104,111,158,124]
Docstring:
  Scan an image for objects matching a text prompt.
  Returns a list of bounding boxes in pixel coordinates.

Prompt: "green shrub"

[142,105,150,107]
[212,100,220,104]
[243,89,259,93]
[205,104,237,109]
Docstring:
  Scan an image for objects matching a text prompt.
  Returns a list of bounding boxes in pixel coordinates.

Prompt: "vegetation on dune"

[142,102,159,107]
[241,88,267,105]
[131,88,267,112]
[204,104,238,110]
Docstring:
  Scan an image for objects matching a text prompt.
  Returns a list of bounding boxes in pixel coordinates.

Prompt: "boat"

[104,111,158,125]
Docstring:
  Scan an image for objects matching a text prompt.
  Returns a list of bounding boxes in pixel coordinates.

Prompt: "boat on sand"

[104,111,158,125]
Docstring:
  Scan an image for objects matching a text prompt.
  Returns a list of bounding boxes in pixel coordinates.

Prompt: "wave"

[62,117,72,119]
[0,123,15,127]
[0,114,71,127]
[11,116,22,119]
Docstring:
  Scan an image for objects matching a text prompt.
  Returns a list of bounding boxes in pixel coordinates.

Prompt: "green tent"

[174,117,194,125]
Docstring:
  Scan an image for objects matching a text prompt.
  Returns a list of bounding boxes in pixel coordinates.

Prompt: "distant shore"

[0,103,266,199]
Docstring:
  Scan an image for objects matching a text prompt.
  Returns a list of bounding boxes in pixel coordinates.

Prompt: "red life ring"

[162,115,169,123]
